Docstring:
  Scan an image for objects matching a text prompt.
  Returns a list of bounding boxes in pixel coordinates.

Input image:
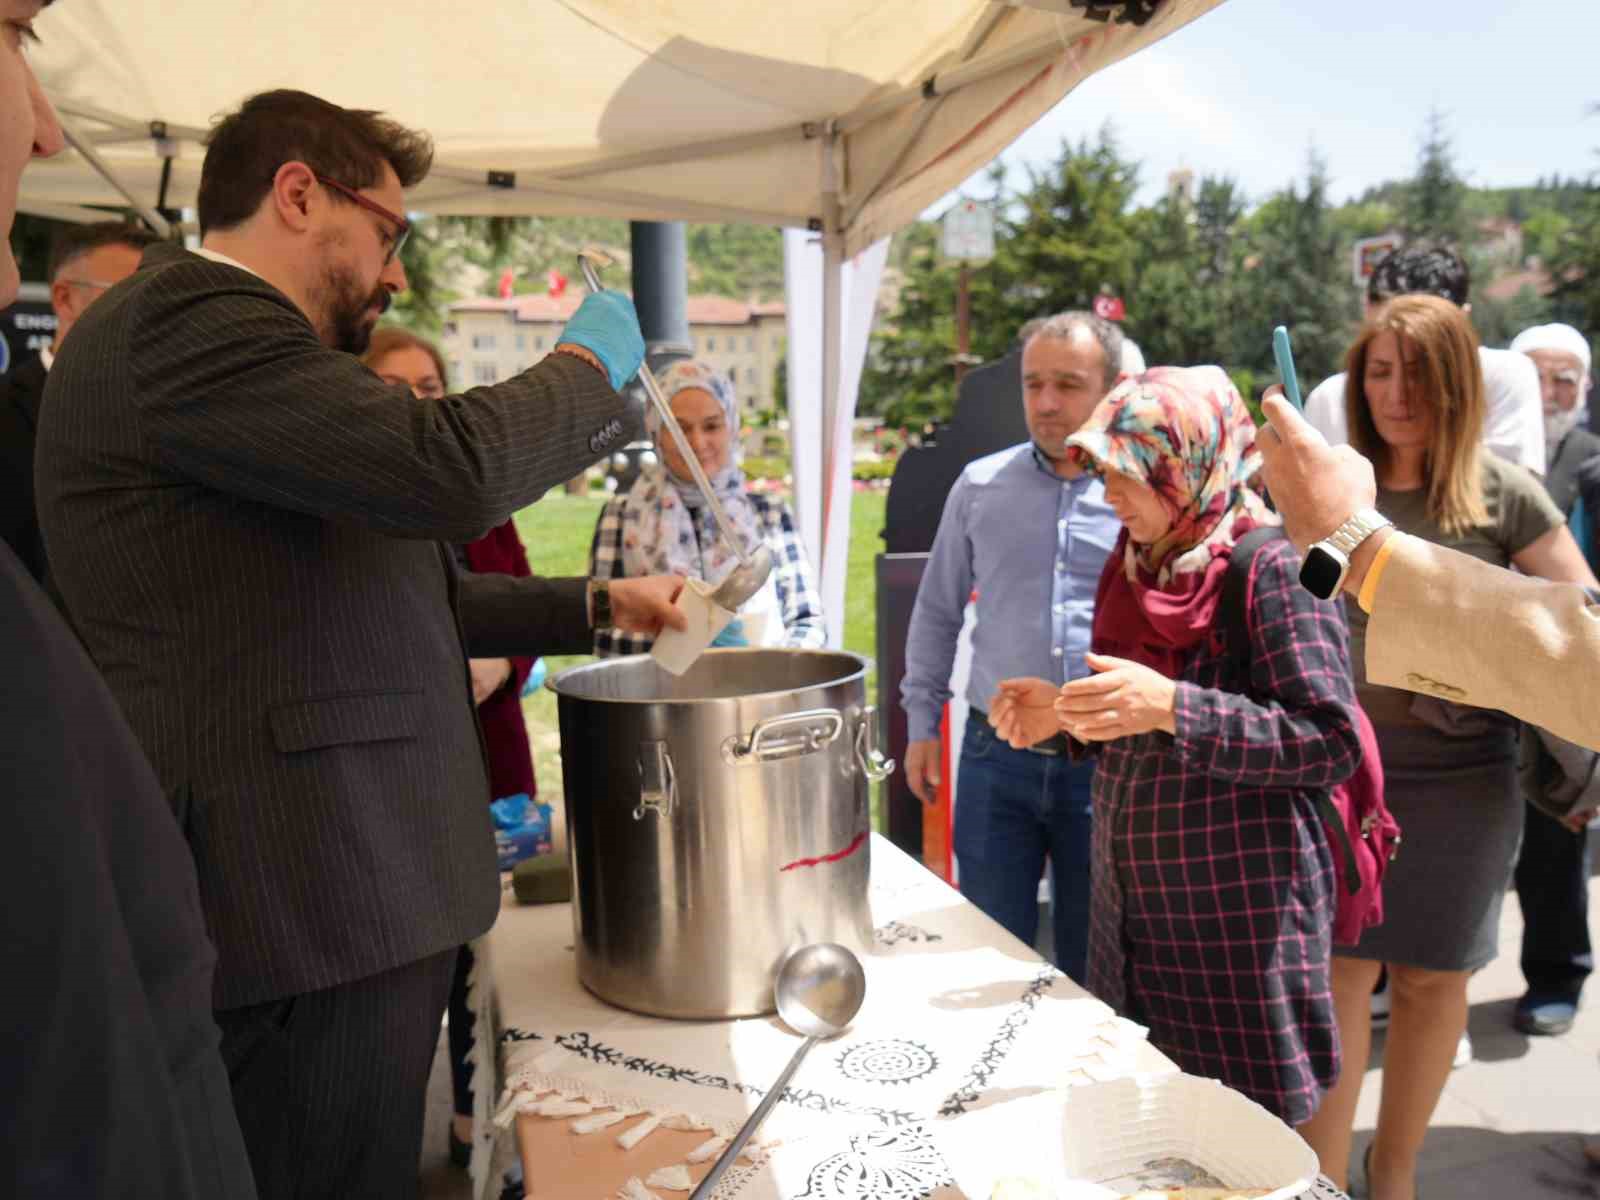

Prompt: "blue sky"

[933,0,1600,214]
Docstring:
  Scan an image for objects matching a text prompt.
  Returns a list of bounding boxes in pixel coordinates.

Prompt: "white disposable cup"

[651,579,736,676]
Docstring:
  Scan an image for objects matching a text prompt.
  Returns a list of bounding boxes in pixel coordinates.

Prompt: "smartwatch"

[1298,508,1393,600]
[589,578,613,629]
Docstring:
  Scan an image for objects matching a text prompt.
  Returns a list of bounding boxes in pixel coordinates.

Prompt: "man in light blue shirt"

[901,312,1125,982]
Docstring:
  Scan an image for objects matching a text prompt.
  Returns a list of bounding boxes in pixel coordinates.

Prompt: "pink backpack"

[1223,527,1401,946]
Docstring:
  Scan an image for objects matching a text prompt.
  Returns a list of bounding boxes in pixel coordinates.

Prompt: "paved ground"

[420,870,1600,1200]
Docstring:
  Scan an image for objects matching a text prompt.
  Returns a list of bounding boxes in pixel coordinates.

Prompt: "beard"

[1545,403,1589,463]
[310,236,390,354]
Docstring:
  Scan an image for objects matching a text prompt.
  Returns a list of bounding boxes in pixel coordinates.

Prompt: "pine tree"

[1400,109,1469,247]
[1228,150,1355,400]
[859,128,1142,427]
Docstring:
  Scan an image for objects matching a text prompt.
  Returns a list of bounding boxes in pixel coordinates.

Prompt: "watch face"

[1298,546,1348,600]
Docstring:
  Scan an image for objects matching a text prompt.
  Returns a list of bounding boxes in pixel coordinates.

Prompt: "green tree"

[1521,208,1571,263]
[1227,150,1354,394]
[1472,285,1552,348]
[1125,174,1244,369]
[1400,108,1469,246]
[1548,182,1600,333]
[861,128,1142,428]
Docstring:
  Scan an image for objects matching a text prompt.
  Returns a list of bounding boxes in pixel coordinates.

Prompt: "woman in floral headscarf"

[989,366,1362,1127]
[588,358,826,655]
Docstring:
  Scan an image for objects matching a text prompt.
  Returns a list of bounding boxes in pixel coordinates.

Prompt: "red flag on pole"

[546,268,568,298]
[1092,293,1125,322]
[497,268,515,300]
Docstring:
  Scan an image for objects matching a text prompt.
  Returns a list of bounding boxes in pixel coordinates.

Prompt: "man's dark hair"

[47,221,161,282]
[1018,311,1124,389]
[197,89,433,236]
[1367,243,1470,308]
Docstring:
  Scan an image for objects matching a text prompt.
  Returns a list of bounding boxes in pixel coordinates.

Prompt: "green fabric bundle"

[512,853,572,905]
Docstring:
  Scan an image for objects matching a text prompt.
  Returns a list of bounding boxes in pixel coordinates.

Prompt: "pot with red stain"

[548,649,893,1018]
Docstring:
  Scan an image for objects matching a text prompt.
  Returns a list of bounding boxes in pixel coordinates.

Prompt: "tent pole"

[833,28,1066,137]
[818,124,847,646]
[422,168,798,228]
[15,201,109,224]
[57,118,170,238]
[840,3,1009,230]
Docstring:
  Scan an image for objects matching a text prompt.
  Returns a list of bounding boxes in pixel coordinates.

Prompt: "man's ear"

[48,278,75,323]
[269,161,318,234]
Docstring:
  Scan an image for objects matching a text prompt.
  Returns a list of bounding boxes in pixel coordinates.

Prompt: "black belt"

[969,708,1074,757]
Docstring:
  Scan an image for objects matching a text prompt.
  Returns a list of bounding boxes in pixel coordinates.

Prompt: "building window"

[746,335,755,352]
[706,336,717,352]
[450,359,462,379]
[472,334,496,351]
[535,336,546,351]
[444,321,458,336]
[771,337,782,354]
[474,362,497,385]
[515,333,526,351]
[746,366,756,384]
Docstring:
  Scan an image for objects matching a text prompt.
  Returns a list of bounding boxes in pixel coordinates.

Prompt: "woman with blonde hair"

[1296,295,1597,1200]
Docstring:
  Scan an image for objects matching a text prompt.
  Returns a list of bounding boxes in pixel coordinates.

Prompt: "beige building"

[441,293,788,413]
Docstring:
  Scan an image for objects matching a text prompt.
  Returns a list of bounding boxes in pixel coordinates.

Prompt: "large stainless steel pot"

[548,649,893,1019]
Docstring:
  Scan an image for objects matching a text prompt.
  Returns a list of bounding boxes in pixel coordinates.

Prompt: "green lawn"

[511,488,888,803]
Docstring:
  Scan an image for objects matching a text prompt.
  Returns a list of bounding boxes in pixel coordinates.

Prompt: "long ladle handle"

[578,255,752,568]
[688,1034,818,1200]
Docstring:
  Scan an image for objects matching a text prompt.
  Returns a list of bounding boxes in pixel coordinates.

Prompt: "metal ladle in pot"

[688,942,867,1200]
[577,248,775,612]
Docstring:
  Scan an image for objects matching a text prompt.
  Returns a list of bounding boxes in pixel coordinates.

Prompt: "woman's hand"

[989,677,1066,749]
[1054,652,1177,742]
[469,657,513,705]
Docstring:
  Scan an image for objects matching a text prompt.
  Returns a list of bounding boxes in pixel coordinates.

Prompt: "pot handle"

[722,708,844,765]
[854,705,896,782]
[635,739,676,821]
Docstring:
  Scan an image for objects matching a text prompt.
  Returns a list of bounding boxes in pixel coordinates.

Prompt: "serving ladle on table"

[688,942,868,1200]
[577,248,775,612]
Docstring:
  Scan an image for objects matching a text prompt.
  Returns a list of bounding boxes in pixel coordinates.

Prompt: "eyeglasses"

[58,277,120,291]
[314,173,411,265]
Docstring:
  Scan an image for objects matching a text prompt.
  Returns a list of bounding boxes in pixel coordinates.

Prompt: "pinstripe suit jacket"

[35,243,634,1008]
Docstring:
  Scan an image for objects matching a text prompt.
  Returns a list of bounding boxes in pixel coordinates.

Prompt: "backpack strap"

[1222,525,1364,896]
[1220,525,1285,682]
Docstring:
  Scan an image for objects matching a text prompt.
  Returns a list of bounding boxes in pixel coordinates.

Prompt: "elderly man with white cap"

[1508,321,1600,1042]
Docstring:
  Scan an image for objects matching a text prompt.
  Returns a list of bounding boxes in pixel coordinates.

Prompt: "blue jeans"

[953,711,1094,983]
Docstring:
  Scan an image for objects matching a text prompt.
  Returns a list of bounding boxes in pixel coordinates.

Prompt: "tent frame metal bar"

[57,116,171,237]
[424,166,801,228]
[34,11,1081,243]
[839,2,1011,230]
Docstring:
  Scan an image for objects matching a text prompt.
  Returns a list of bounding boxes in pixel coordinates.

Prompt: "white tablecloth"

[475,835,1348,1200]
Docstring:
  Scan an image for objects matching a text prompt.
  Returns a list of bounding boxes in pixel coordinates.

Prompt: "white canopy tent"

[21,0,1222,640]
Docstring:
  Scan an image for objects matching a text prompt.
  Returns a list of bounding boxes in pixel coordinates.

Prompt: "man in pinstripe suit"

[34,89,680,1199]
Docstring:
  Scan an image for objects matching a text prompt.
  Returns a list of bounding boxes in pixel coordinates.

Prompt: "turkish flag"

[1092,294,1126,322]
[498,268,515,300]
[546,268,568,298]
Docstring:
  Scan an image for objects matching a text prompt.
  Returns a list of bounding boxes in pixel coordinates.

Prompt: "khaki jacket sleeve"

[1365,534,1600,751]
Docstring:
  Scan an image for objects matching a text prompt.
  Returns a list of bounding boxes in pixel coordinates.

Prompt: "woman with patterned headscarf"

[989,366,1362,1128]
[588,358,826,655]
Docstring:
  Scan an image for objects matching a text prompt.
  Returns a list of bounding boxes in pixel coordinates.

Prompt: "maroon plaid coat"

[1088,538,1360,1125]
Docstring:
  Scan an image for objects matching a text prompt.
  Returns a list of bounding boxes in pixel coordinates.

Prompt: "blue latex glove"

[520,657,547,699]
[557,290,645,391]
[710,619,748,648]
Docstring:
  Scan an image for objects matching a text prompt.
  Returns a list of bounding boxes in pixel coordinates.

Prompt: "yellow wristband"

[1357,532,1399,614]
